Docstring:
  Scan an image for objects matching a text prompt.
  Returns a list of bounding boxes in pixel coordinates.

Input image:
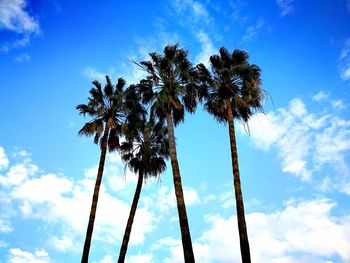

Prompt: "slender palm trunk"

[165,112,195,263]
[81,126,110,263]
[118,171,144,263]
[225,99,251,263]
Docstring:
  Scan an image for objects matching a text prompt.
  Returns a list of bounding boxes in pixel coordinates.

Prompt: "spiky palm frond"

[205,47,264,123]
[77,76,145,151]
[136,44,203,125]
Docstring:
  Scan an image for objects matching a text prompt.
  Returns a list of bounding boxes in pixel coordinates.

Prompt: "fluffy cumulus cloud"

[244,96,350,192]
[0,148,202,261]
[0,149,159,256]
[339,38,350,82]
[160,199,350,262]
[0,0,40,53]
[7,248,50,263]
[276,0,295,17]
[0,0,39,34]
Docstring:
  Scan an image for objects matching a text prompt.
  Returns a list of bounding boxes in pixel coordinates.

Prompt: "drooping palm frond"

[119,118,169,180]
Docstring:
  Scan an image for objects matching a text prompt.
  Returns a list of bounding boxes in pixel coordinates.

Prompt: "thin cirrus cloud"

[276,0,295,17]
[339,38,350,81]
[245,94,350,193]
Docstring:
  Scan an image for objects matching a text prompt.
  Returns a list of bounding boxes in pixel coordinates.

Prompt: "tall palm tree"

[77,76,144,263]
[203,47,264,263]
[135,44,200,262]
[117,116,169,262]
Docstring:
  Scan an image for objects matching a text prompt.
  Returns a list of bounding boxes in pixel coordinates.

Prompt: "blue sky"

[1,0,350,262]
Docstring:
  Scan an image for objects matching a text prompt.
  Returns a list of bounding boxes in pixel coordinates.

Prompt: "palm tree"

[117,116,169,262]
[77,76,144,263]
[135,44,200,262]
[203,47,264,263]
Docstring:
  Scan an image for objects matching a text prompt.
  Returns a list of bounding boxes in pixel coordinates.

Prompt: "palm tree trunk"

[225,99,251,263]
[81,126,110,263]
[165,111,195,263]
[118,171,144,263]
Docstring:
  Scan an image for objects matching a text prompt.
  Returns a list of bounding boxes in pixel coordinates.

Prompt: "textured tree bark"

[166,111,195,263]
[225,99,251,263]
[81,125,110,263]
[118,171,143,263]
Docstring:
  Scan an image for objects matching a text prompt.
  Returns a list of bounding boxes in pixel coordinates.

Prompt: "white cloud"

[145,185,200,214]
[8,248,50,263]
[0,162,39,186]
[312,91,328,102]
[50,235,73,251]
[0,146,9,170]
[276,0,295,17]
[126,253,154,263]
[14,52,30,63]
[82,67,116,82]
[242,19,265,42]
[331,99,347,110]
[0,219,13,233]
[339,38,350,81]
[0,149,158,254]
[97,255,113,263]
[171,0,211,25]
[195,31,216,67]
[0,0,40,34]
[245,97,350,188]
[0,0,40,53]
[161,199,350,262]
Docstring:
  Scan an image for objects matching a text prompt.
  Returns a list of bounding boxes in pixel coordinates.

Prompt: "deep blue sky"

[1,0,350,262]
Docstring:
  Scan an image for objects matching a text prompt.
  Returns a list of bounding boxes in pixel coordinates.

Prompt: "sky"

[1,0,350,262]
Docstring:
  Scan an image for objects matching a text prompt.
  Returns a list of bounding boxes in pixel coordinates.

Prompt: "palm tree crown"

[77,76,144,150]
[205,47,264,123]
[136,44,200,124]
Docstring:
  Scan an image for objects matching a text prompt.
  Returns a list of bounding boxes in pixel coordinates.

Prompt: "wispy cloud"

[82,67,116,82]
[171,0,212,26]
[339,38,350,81]
[195,31,216,67]
[242,19,265,42]
[312,91,328,102]
[276,0,295,17]
[331,99,347,110]
[14,53,30,63]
